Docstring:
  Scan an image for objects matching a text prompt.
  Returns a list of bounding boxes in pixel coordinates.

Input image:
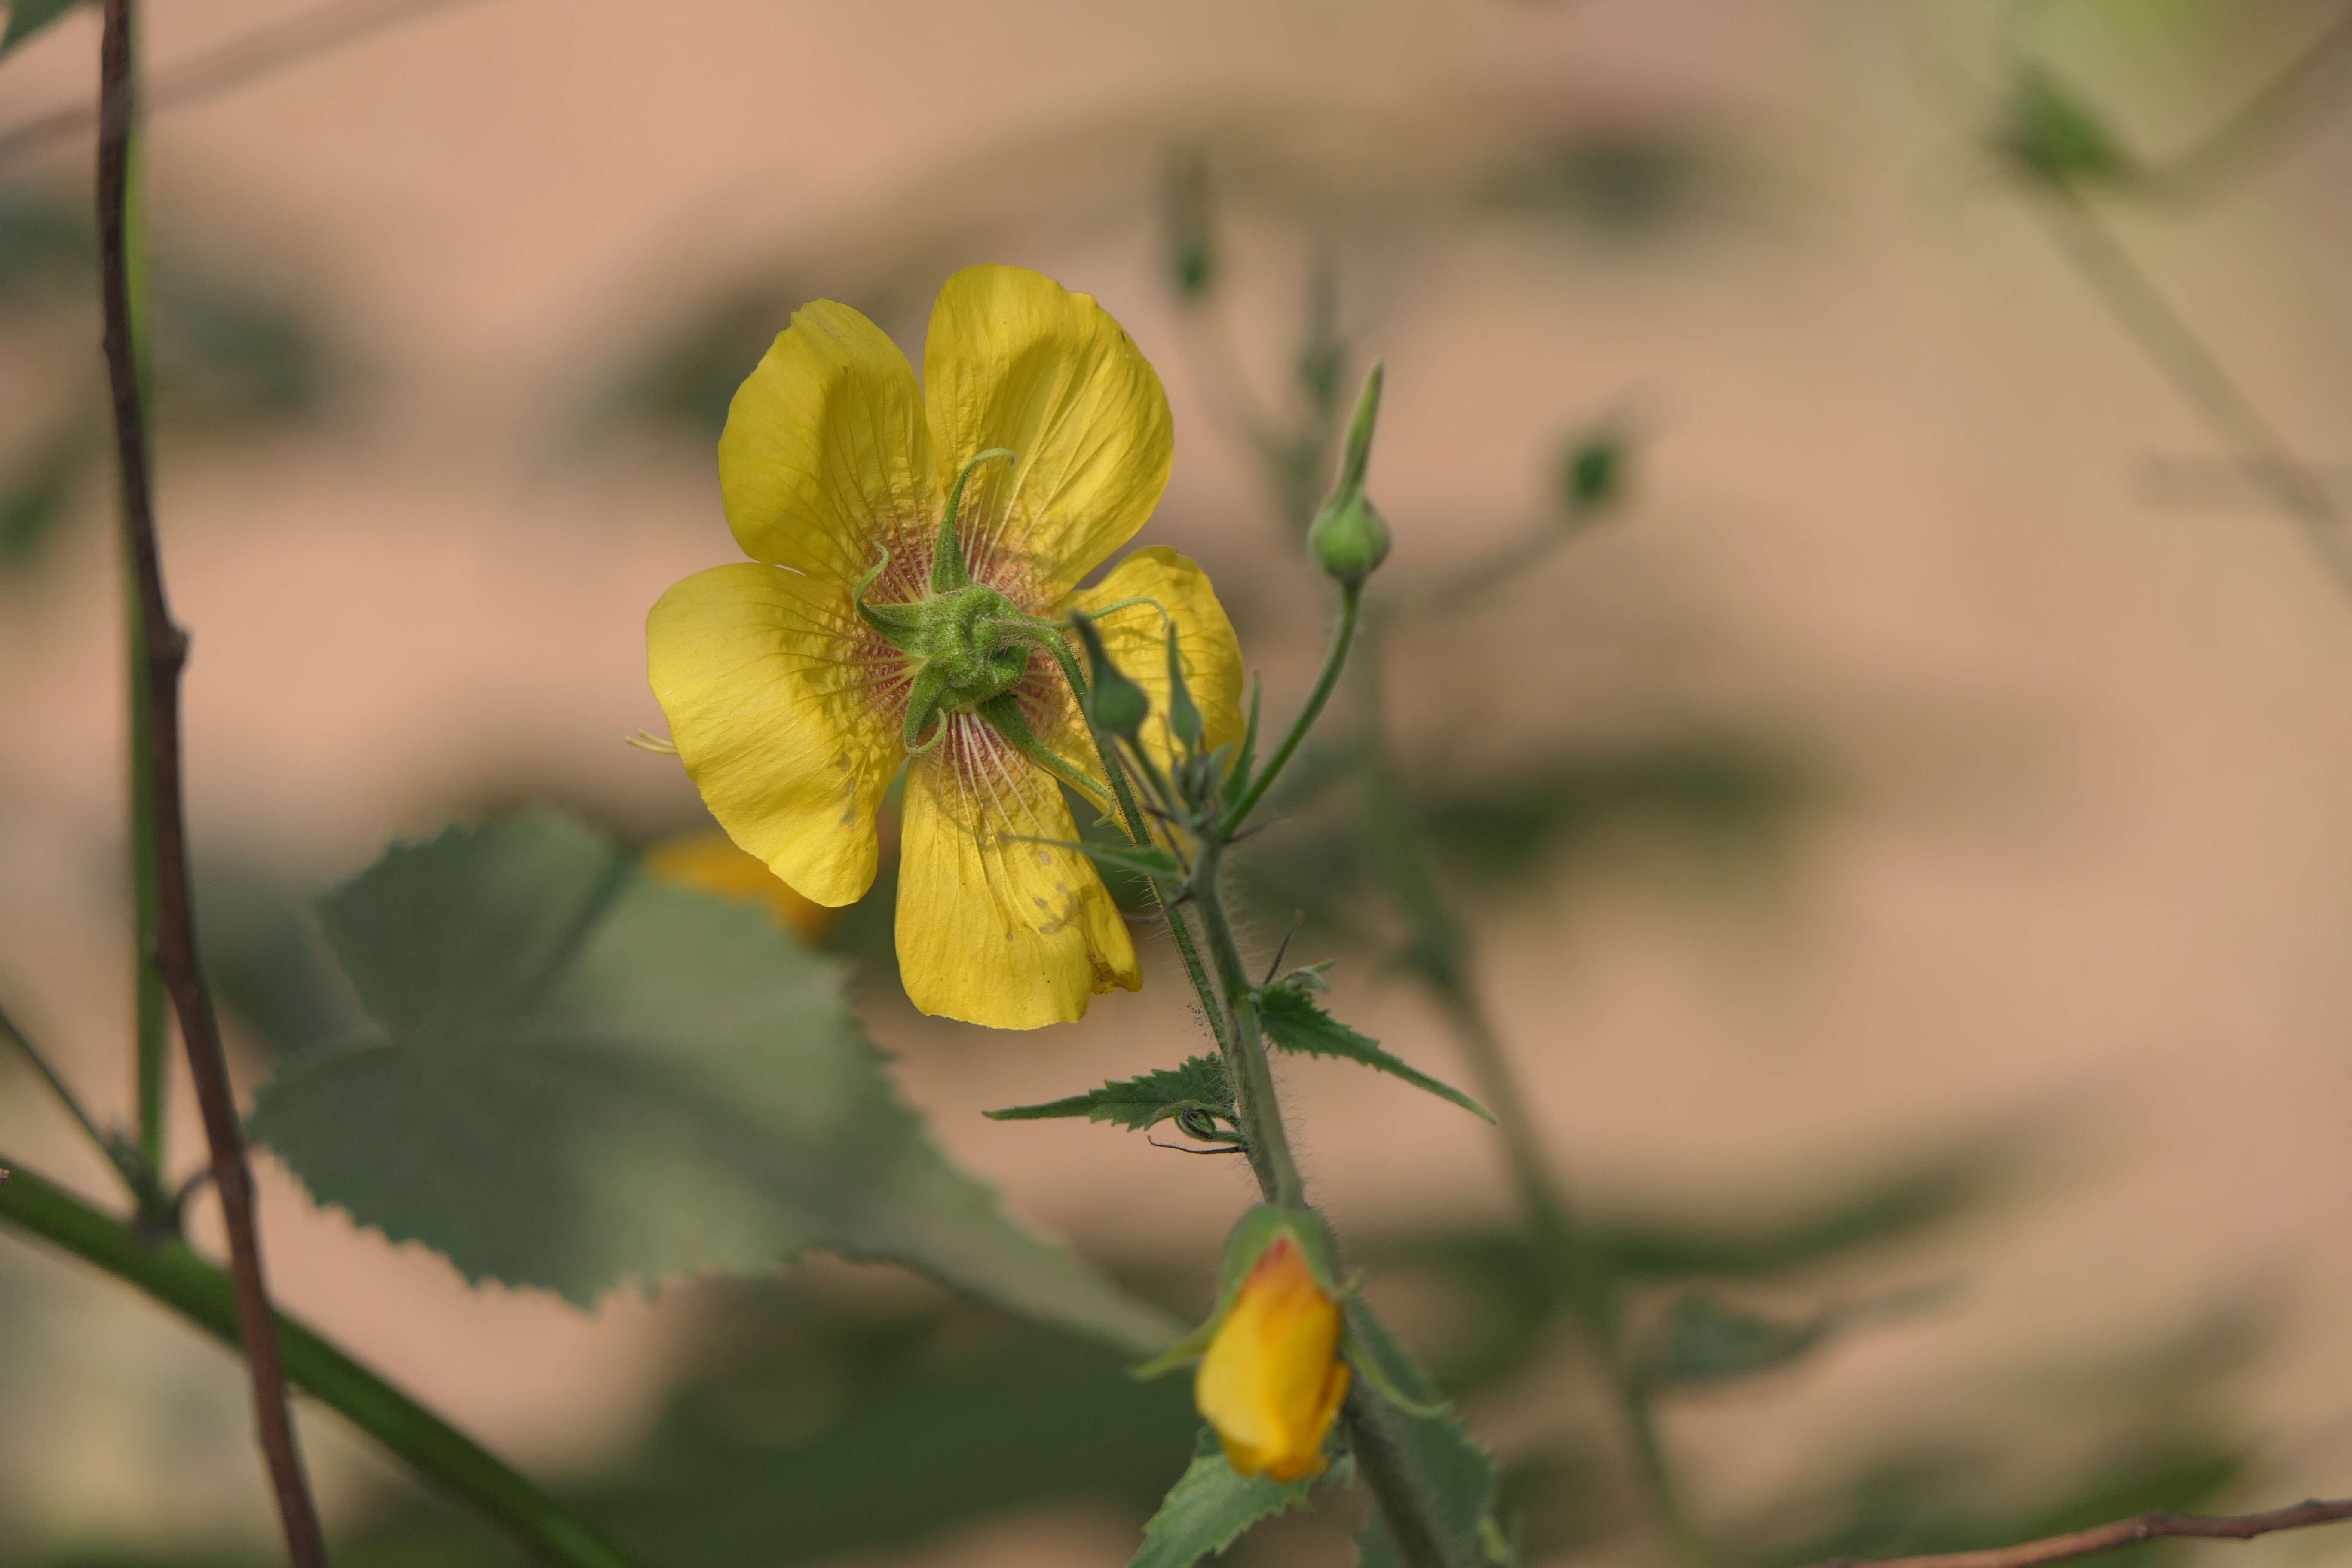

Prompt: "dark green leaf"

[1131,1428,1318,1568]
[0,0,86,57]
[1346,1304,1507,1568]
[249,812,1181,1352]
[987,1055,1232,1134]
[1257,983,1492,1121]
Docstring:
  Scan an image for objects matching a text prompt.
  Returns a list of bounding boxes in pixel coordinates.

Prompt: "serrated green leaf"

[1131,1427,1319,1568]
[987,1055,1232,1134]
[1345,1303,1508,1568]
[1257,983,1492,1122]
[248,812,1182,1353]
[0,0,86,57]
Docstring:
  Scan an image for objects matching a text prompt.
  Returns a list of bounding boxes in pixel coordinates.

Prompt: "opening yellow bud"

[1194,1234,1351,1482]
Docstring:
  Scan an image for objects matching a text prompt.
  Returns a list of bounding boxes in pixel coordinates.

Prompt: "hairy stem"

[98,3,326,1557]
[1187,835,1302,1208]
[0,1157,655,1568]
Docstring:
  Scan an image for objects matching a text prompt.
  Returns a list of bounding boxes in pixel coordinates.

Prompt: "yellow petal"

[719,300,942,588]
[922,266,1173,601]
[895,714,1139,1029]
[1195,1236,1349,1482]
[1063,545,1246,779]
[643,829,840,944]
[647,563,904,906]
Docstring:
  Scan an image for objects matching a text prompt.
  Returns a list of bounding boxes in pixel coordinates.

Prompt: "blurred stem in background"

[1161,162,1711,1567]
[1992,12,2352,592]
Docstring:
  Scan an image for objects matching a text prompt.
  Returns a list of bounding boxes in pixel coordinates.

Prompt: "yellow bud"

[643,830,837,944]
[1194,1234,1351,1482]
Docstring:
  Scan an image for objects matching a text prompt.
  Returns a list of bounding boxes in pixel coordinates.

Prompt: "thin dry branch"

[1810,1494,2352,1568]
[97,2,328,1562]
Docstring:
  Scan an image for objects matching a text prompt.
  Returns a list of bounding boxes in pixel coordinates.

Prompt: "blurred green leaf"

[987,1055,1234,1134]
[0,189,91,301]
[1482,130,1731,238]
[1345,1303,1507,1568]
[0,0,85,58]
[1258,980,1493,1122]
[1642,1294,1828,1389]
[249,812,1181,1352]
[0,418,92,569]
[151,266,334,426]
[1417,740,1811,890]
[1360,1133,2010,1395]
[579,1291,1201,1568]
[195,855,365,1060]
[1132,1428,1320,1568]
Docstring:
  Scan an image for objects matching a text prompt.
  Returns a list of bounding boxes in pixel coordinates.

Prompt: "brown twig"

[1810,1494,2352,1568]
[96,3,329,1564]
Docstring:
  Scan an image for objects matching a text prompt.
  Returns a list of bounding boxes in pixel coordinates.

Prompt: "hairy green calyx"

[861,579,1040,749]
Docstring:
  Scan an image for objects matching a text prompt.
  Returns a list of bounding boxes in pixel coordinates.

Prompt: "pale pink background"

[3,0,2352,1562]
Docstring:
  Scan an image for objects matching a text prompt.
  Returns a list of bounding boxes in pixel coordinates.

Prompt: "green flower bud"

[1562,427,1628,516]
[1307,364,1390,586]
[1162,148,1217,300]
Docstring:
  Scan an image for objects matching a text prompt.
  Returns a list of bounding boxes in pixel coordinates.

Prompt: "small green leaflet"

[987,1055,1232,1134]
[1257,981,1493,1122]
[1130,1427,1326,1568]
[1,0,83,56]
[248,813,1182,1354]
[1014,833,1182,882]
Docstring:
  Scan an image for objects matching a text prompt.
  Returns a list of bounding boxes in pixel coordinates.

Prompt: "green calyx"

[854,448,1113,811]
[861,578,1040,748]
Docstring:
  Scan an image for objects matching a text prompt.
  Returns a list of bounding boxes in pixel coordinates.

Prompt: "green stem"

[1220,581,1362,835]
[1186,836,1303,1208]
[0,999,138,1199]
[114,3,169,1221]
[0,1155,658,1568]
[1352,624,1711,1568]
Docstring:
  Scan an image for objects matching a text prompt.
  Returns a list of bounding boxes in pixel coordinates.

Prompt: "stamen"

[623,730,679,755]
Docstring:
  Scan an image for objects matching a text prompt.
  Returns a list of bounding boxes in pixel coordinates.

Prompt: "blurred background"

[4,0,2352,1564]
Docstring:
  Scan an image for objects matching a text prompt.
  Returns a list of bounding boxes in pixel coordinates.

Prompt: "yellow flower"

[646,265,1243,1030]
[643,829,838,944]
[1195,1234,1352,1482]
